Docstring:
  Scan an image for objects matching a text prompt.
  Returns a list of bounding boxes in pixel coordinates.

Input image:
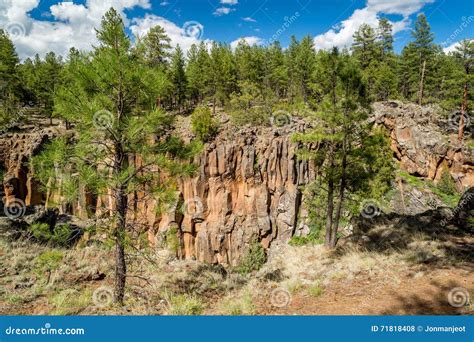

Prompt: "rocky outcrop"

[142,122,315,266]
[0,125,60,206]
[373,101,474,189]
[2,102,473,266]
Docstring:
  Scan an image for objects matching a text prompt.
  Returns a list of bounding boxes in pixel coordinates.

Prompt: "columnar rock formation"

[1,102,473,265]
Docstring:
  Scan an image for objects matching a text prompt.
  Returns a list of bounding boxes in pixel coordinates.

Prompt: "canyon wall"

[1,102,473,265]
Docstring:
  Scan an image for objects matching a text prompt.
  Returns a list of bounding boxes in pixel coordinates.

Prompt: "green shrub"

[168,294,204,315]
[191,105,218,142]
[436,171,458,196]
[236,240,267,275]
[29,223,76,247]
[229,81,272,126]
[35,250,63,272]
[308,284,324,297]
[429,171,461,207]
[165,227,180,254]
[288,233,323,246]
[51,224,76,247]
[30,223,52,241]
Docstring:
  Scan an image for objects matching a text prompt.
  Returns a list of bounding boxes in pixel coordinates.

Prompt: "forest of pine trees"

[0,9,472,303]
[1,13,472,128]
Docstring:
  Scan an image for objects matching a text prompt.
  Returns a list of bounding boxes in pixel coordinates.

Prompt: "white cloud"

[314,0,434,50]
[230,36,264,49]
[367,0,434,16]
[0,0,206,60]
[220,0,238,4]
[130,14,208,52]
[242,16,257,23]
[443,41,460,54]
[213,7,235,16]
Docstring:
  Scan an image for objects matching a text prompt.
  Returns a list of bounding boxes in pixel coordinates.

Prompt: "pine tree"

[411,13,437,104]
[169,45,187,110]
[209,42,236,112]
[140,25,172,68]
[263,42,288,98]
[352,24,379,69]
[34,8,196,304]
[453,39,474,141]
[0,29,21,123]
[286,36,316,101]
[377,18,393,57]
[293,49,385,248]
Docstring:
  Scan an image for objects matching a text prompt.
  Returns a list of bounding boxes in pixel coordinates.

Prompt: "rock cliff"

[1,102,473,265]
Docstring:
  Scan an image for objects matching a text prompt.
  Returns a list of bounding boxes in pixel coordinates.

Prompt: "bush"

[165,227,180,254]
[436,171,458,196]
[167,294,204,315]
[30,223,52,241]
[229,81,272,126]
[308,284,324,297]
[29,223,77,247]
[236,240,267,275]
[35,250,64,272]
[288,234,323,246]
[191,105,218,142]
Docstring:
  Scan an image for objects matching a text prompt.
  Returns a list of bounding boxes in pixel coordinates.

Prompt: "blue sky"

[1,0,472,60]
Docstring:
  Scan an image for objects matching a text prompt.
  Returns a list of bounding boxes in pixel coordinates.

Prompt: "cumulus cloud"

[443,41,460,54]
[314,0,434,50]
[221,0,238,4]
[130,14,209,52]
[230,36,264,49]
[0,0,205,60]
[213,7,235,16]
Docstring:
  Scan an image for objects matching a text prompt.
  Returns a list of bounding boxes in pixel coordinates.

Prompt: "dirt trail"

[256,267,474,315]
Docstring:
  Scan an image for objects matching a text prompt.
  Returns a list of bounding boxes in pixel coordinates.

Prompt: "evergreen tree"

[263,42,288,98]
[209,42,236,112]
[377,18,394,57]
[352,24,379,68]
[411,13,437,104]
[37,52,63,123]
[169,45,187,110]
[0,29,21,122]
[34,8,196,304]
[140,25,172,68]
[453,39,474,141]
[286,36,316,101]
[294,49,387,248]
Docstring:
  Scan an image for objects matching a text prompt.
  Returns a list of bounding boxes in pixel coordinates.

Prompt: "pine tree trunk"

[331,150,347,248]
[458,81,468,143]
[325,145,335,247]
[418,59,426,106]
[113,141,128,305]
[114,184,127,305]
